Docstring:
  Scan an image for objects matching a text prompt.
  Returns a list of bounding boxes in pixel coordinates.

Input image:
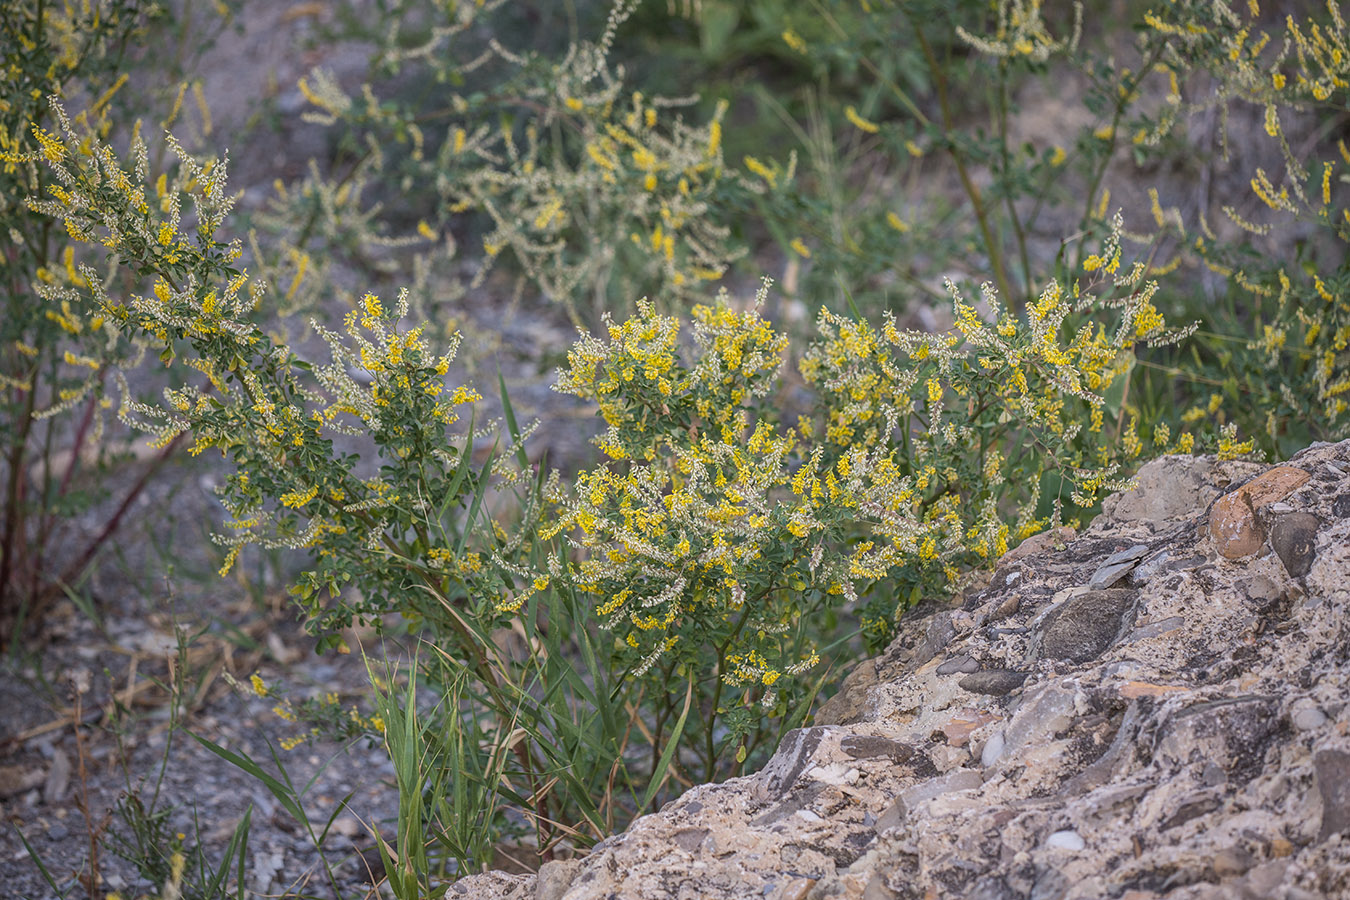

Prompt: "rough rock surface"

[454,443,1350,900]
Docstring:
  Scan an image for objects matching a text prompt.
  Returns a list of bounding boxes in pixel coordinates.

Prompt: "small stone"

[1270,512,1319,578]
[779,877,816,900]
[1045,830,1085,851]
[1088,559,1139,590]
[959,669,1028,696]
[840,736,914,763]
[46,822,69,841]
[1033,588,1138,664]
[1090,546,1149,588]
[936,655,981,676]
[1313,748,1350,840]
[1101,543,1152,567]
[1269,837,1294,857]
[1333,493,1350,518]
[1212,846,1253,879]
[331,816,360,839]
[1289,699,1328,731]
[936,708,1001,747]
[1208,466,1311,559]
[535,859,582,900]
[980,731,1006,767]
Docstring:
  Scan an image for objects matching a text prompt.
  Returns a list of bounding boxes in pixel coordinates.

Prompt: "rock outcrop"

[455,442,1350,900]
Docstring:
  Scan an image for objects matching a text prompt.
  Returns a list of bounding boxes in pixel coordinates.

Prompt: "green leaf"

[700,1,741,58]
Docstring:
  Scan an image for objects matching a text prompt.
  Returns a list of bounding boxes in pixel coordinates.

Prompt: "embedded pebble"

[1033,588,1137,664]
[959,669,1028,696]
[331,816,360,838]
[1207,465,1311,559]
[1290,699,1328,731]
[1270,512,1319,578]
[1045,830,1085,851]
[936,654,981,676]
[980,731,1006,767]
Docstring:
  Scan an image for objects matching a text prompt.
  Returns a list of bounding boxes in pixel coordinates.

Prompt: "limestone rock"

[1100,454,1217,524]
[450,442,1350,899]
[535,860,582,900]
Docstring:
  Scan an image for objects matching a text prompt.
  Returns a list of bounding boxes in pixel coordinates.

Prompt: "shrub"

[8,0,1349,889]
[0,0,182,640]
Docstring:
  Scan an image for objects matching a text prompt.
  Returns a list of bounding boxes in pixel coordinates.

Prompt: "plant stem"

[906,12,1017,308]
[704,595,760,783]
[996,61,1034,302]
[0,367,38,643]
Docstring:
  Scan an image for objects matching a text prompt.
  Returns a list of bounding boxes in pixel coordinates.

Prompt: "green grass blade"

[186,730,309,827]
[498,370,532,470]
[640,677,693,813]
[13,826,66,896]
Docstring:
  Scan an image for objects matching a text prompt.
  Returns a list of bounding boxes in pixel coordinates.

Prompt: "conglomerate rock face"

[455,441,1350,900]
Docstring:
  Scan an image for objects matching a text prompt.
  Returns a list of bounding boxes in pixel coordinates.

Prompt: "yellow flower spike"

[743,155,777,187]
[789,237,811,258]
[844,105,880,134]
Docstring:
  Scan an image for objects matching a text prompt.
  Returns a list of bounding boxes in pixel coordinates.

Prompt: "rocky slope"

[455,441,1350,900]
